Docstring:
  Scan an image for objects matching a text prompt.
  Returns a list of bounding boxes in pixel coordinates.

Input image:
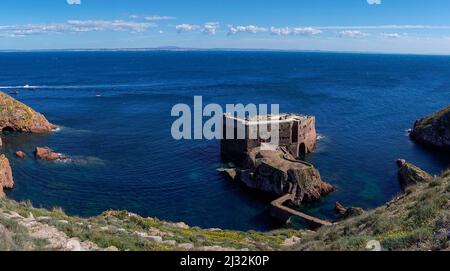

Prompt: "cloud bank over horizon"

[1,0,450,54]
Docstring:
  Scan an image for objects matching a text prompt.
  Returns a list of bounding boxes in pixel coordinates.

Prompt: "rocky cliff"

[410,105,450,150]
[0,155,13,198]
[0,92,56,133]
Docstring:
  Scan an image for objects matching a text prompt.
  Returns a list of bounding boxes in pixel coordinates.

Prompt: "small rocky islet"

[0,92,449,251]
[219,113,335,226]
[410,105,450,150]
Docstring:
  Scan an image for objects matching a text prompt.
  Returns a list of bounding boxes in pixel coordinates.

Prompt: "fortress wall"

[304,117,317,152]
[221,114,317,162]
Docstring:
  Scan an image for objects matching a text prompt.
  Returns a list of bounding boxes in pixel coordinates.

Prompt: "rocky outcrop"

[236,147,334,206]
[35,147,63,161]
[0,92,56,133]
[396,159,433,189]
[410,105,450,150]
[219,168,238,181]
[334,202,347,215]
[334,202,365,219]
[0,155,14,197]
[15,151,26,159]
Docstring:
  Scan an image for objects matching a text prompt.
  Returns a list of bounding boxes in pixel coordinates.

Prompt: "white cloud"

[145,15,176,21]
[367,0,381,4]
[0,23,67,37]
[66,20,157,33]
[175,22,219,35]
[202,22,219,35]
[67,0,81,5]
[270,27,322,36]
[339,30,369,38]
[0,20,157,37]
[227,25,268,35]
[319,25,450,30]
[175,24,200,33]
[382,33,402,38]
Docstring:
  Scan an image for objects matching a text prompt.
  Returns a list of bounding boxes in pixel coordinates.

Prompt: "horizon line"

[1,47,450,57]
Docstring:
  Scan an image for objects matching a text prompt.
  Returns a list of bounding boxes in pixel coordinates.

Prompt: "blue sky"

[2,0,450,54]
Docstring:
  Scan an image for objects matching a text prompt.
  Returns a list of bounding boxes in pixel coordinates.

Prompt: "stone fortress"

[220,113,317,165]
[219,113,334,228]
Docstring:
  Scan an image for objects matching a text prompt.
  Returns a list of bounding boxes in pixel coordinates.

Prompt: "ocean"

[1,51,449,231]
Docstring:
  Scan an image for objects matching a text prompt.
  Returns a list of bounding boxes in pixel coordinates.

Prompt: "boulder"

[334,202,365,218]
[0,92,56,133]
[334,202,347,215]
[410,105,450,150]
[238,147,334,206]
[15,151,26,159]
[0,155,14,197]
[35,147,62,161]
[396,159,433,189]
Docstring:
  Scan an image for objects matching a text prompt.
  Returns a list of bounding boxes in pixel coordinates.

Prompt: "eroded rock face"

[410,105,450,150]
[0,155,14,197]
[396,159,433,189]
[0,92,56,133]
[238,148,334,206]
[35,147,62,161]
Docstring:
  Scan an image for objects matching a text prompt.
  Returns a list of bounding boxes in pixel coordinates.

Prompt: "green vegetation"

[1,169,449,251]
[290,172,449,251]
[0,198,294,251]
[0,212,49,251]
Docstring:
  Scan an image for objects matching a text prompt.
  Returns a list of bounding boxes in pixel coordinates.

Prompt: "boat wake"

[55,126,93,135]
[0,85,41,89]
[0,82,166,90]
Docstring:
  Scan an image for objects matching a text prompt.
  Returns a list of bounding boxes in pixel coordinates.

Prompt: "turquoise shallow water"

[0,51,449,231]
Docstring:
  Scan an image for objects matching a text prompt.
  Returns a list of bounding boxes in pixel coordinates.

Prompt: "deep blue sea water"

[0,51,449,231]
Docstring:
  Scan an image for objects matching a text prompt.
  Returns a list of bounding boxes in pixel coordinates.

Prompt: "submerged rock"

[15,151,26,159]
[0,155,14,197]
[237,147,334,206]
[410,105,450,150]
[35,147,63,161]
[396,159,433,189]
[0,92,56,133]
